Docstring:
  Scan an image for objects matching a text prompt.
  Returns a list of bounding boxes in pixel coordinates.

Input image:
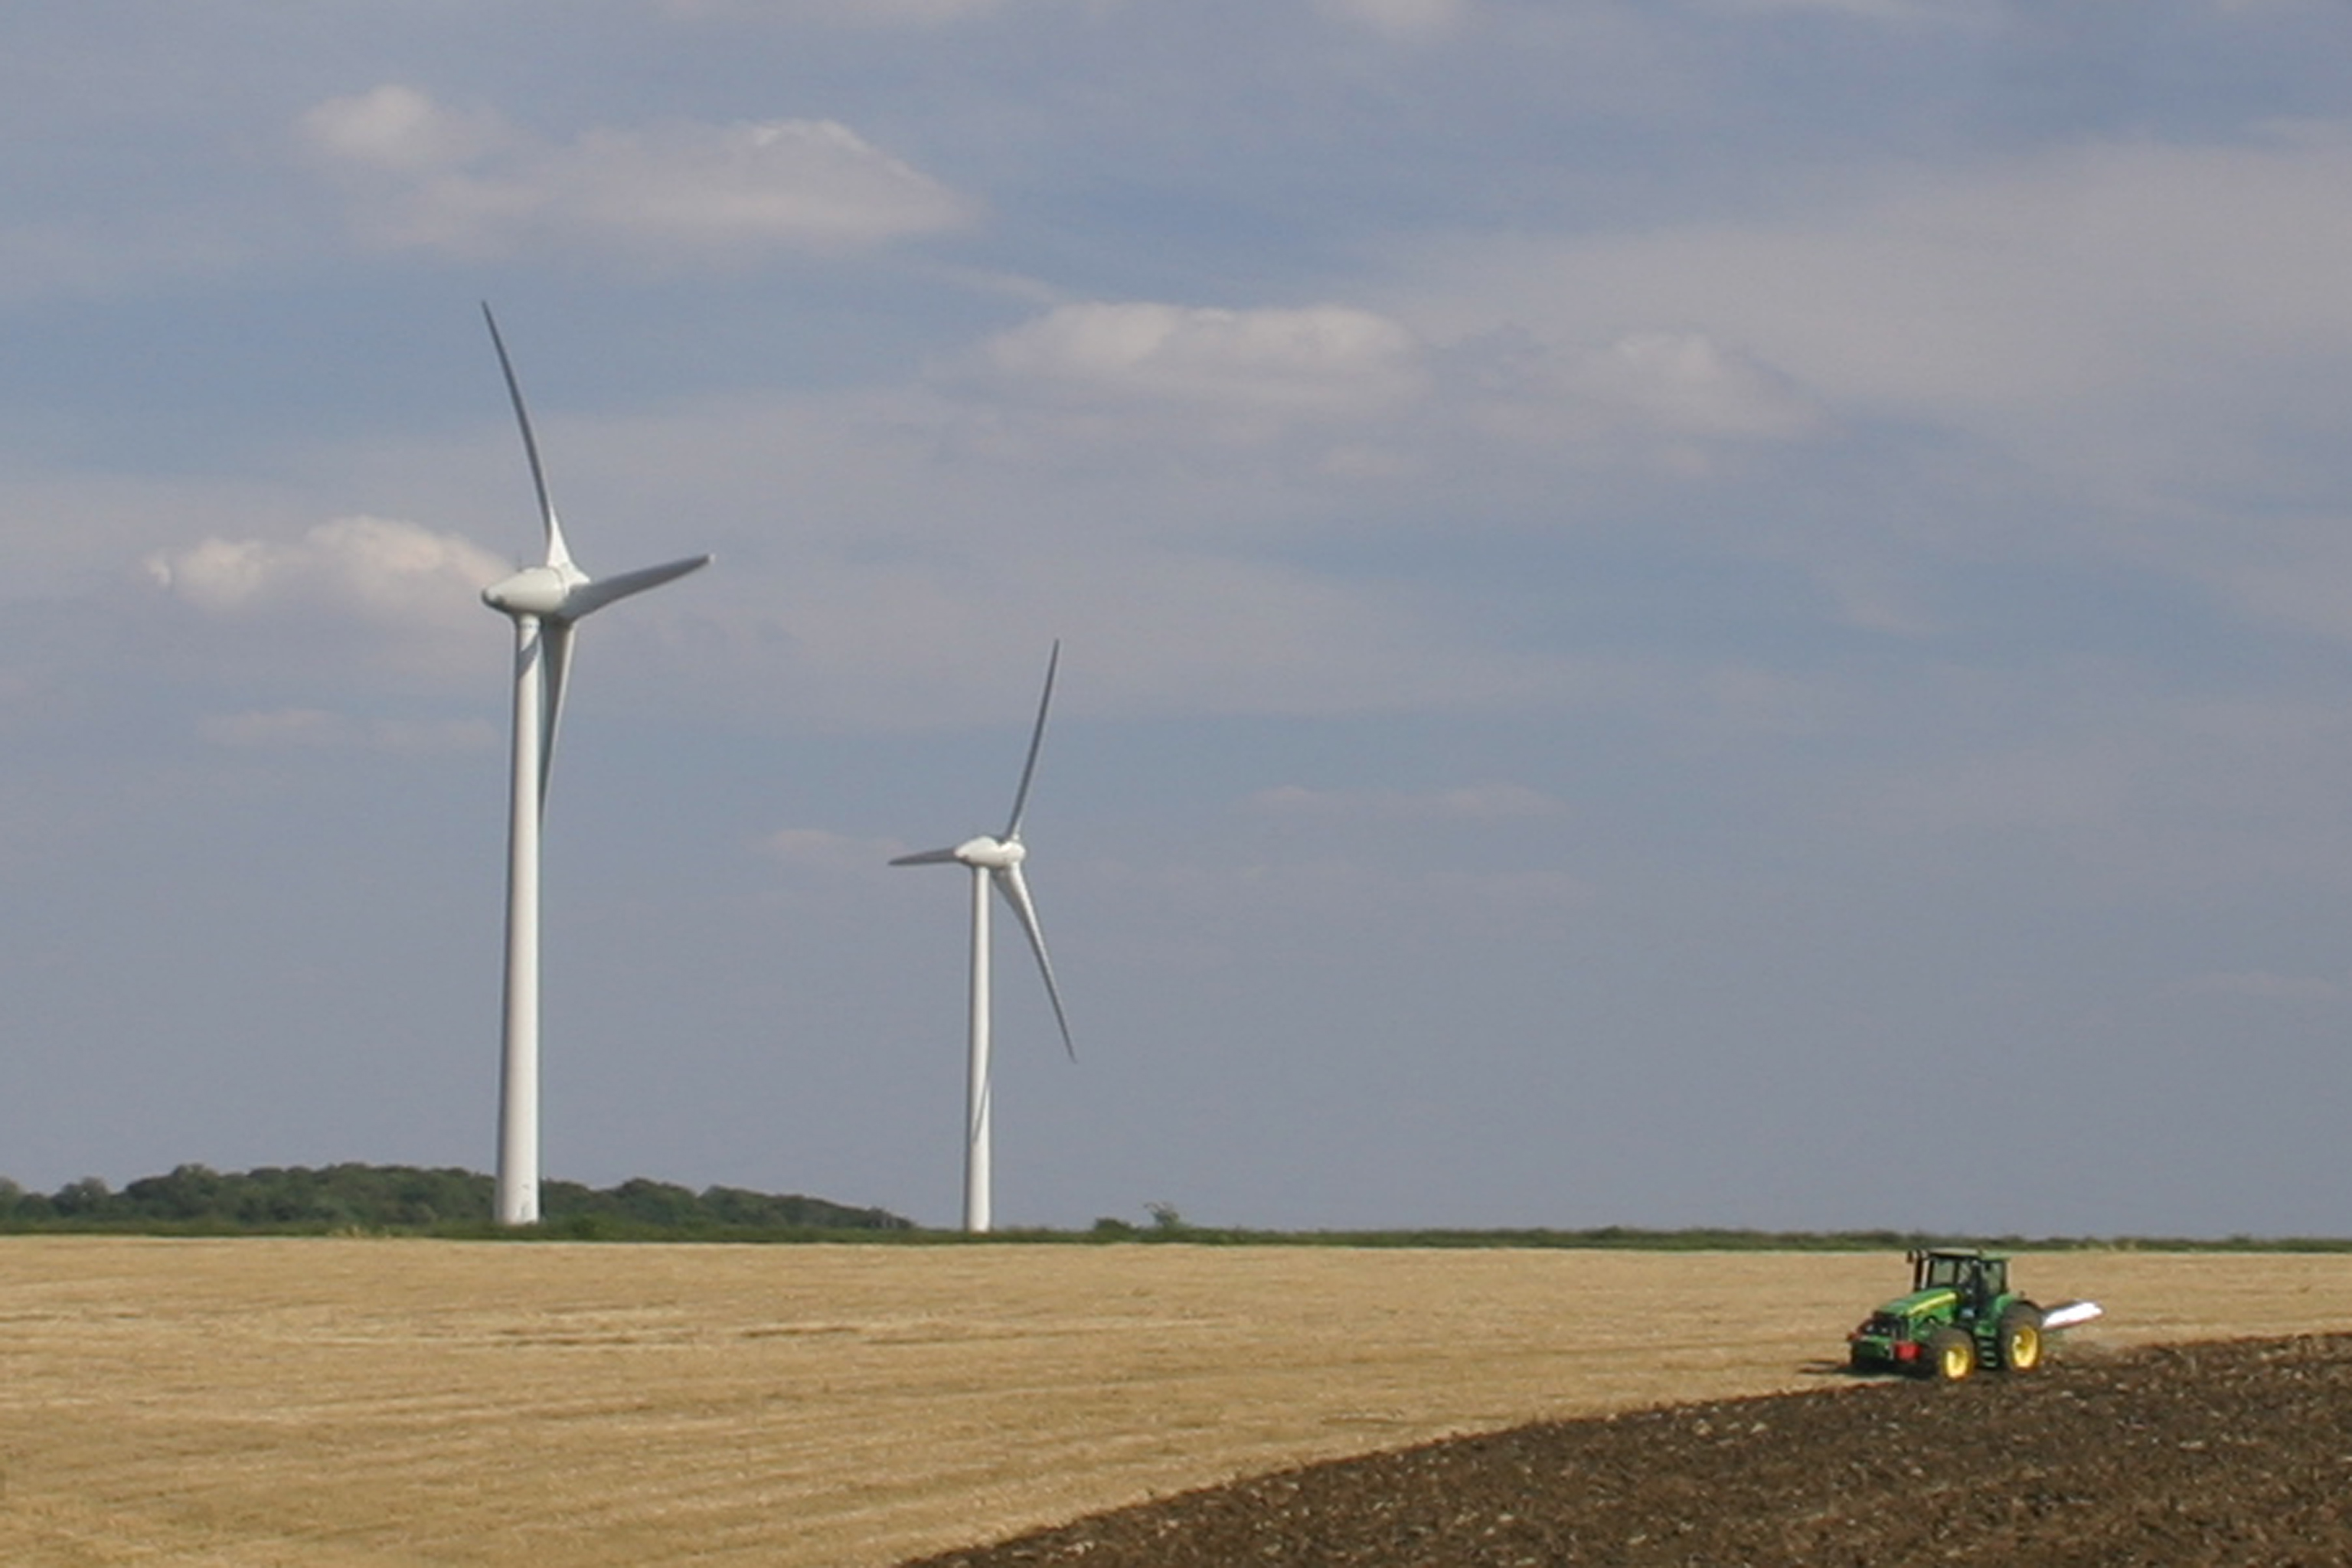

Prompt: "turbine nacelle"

[888,835,1027,871]
[482,563,588,619]
[956,835,1024,871]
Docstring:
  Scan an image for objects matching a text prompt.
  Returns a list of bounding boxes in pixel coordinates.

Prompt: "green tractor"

[1847,1248,2091,1381]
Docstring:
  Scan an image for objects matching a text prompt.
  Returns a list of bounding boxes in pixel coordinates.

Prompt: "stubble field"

[2,1238,2346,1566]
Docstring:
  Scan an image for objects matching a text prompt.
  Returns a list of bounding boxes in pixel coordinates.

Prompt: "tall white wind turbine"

[477,303,711,1227]
[891,642,1075,1233]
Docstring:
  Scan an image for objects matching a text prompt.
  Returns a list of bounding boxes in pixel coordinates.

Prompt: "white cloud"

[975,302,1426,420]
[952,301,1820,469]
[1573,332,1824,438]
[299,83,505,175]
[142,515,512,688]
[1452,328,1827,449]
[299,86,972,262]
[145,515,507,626]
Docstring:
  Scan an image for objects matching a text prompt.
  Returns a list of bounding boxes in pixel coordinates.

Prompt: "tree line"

[0,1162,914,1236]
[7,1167,2343,1248]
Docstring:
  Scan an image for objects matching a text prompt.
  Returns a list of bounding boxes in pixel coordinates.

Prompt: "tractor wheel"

[1998,1305,2045,1374]
[1926,1326,1975,1382]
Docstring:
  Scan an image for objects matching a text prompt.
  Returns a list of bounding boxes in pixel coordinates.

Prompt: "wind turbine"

[476,302,710,1227]
[891,642,1075,1233]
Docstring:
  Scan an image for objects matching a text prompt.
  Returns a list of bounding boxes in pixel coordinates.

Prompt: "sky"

[4,0,2350,1238]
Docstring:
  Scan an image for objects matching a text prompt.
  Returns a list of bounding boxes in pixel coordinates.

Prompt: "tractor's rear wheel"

[1998,1305,2045,1374]
[1926,1326,1975,1381]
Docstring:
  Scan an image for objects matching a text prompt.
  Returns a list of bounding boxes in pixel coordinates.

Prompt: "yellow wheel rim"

[1942,1339,1972,1379]
[2009,1326,2041,1370]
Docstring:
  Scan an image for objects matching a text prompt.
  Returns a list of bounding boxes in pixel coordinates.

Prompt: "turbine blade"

[890,846,964,866]
[1002,639,1060,841]
[564,554,713,619]
[481,303,573,570]
[991,863,1074,1060]
[538,619,575,805]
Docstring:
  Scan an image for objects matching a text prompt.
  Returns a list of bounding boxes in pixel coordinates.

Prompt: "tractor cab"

[1912,1248,2007,1317]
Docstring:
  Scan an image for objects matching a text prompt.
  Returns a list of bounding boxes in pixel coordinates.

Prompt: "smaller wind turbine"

[892,642,1075,1233]
[477,302,710,1227]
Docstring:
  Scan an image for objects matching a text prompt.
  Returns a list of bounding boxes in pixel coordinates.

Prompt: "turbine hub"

[482,564,581,619]
[955,835,1024,870]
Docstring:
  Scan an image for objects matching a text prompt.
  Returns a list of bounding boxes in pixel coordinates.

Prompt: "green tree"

[53,1176,115,1217]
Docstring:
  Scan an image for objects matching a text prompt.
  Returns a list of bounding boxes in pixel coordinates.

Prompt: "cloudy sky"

[5,0,2350,1236]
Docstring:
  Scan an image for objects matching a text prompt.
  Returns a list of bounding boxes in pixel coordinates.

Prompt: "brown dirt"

[906,1334,2352,1566]
[2,1239,2347,1566]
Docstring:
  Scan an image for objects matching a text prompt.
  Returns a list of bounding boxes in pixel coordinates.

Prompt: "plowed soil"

[906,1334,2352,1567]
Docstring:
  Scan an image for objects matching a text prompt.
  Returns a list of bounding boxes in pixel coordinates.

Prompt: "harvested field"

[1,1238,2346,1566]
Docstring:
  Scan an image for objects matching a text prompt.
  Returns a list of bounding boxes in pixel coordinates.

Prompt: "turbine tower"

[477,303,710,1227]
[891,642,1075,1233]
